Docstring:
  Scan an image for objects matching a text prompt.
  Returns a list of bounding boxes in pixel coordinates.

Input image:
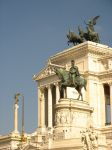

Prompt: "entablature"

[84,70,112,83]
[50,41,112,64]
[34,42,112,82]
[98,55,112,70]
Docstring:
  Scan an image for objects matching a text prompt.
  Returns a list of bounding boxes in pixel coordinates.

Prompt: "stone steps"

[42,138,83,150]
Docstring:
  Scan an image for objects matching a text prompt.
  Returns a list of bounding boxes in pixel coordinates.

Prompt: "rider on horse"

[69,60,80,87]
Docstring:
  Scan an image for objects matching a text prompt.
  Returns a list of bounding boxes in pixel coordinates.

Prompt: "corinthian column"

[38,87,45,128]
[109,83,112,124]
[37,87,41,128]
[48,85,53,128]
[41,88,45,128]
[56,83,60,104]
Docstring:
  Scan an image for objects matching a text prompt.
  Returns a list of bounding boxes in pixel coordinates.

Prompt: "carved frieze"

[55,109,89,127]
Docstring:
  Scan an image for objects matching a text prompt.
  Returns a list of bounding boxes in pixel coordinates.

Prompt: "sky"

[0,0,112,135]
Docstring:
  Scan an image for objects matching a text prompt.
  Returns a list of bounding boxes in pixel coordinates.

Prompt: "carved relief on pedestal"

[71,111,88,127]
[55,109,90,127]
[55,110,69,126]
[55,112,60,125]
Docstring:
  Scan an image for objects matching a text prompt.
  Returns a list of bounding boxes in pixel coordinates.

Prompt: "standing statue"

[14,93,20,104]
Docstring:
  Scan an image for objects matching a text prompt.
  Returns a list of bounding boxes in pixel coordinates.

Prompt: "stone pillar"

[100,84,106,126]
[41,88,45,128]
[109,83,112,124]
[48,85,53,128]
[37,87,41,128]
[55,83,60,104]
[14,103,19,133]
[97,83,103,127]
[38,87,45,128]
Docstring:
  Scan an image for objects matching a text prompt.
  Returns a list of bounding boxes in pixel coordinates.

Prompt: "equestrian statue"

[67,16,100,45]
[48,60,87,100]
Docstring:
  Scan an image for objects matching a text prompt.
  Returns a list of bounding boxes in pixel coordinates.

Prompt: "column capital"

[54,82,60,86]
[47,84,52,89]
[107,82,112,86]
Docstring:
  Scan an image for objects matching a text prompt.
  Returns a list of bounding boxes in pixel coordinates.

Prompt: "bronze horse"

[78,26,100,43]
[53,67,87,100]
[67,30,83,46]
[87,27,100,43]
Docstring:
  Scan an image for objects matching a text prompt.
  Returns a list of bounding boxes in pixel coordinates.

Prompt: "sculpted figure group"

[67,16,100,45]
[81,127,98,150]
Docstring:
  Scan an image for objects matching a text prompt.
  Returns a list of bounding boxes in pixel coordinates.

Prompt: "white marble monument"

[1,41,112,150]
[33,41,112,150]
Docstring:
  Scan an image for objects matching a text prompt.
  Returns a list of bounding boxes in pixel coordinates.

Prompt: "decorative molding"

[50,41,112,63]
[34,42,112,82]
[99,58,112,71]
[33,66,55,80]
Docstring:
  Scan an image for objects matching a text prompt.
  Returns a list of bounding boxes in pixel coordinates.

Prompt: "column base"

[11,130,19,135]
[37,126,47,134]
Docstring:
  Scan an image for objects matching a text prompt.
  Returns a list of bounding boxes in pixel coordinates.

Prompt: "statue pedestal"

[54,98,93,139]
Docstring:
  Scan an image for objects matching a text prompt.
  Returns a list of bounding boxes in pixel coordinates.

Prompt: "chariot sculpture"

[67,16,100,45]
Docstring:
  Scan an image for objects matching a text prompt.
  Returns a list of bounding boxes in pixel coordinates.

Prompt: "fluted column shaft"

[100,84,105,126]
[41,90,45,128]
[56,83,60,104]
[48,85,53,128]
[109,83,112,124]
[37,87,41,128]
[38,87,45,128]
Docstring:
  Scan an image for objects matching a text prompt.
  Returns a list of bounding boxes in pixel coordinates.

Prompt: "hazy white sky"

[0,0,112,135]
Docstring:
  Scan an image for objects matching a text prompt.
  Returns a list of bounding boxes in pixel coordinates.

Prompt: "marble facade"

[0,41,112,149]
[33,41,112,149]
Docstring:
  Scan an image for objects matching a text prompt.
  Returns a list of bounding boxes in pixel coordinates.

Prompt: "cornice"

[84,70,112,76]
[98,55,112,61]
[34,42,112,81]
[0,134,21,143]
[34,68,112,82]
[50,42,88,62]
[84,70,112,83]
[49,41,112,63]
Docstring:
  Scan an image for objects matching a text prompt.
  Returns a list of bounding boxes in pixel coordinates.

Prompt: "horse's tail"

[84,79,87,91]
[84,85,87,91]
